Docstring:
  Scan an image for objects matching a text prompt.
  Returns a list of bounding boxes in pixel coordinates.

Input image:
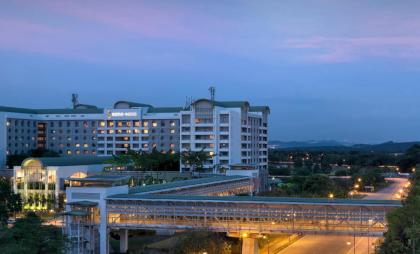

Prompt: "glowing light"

[346,241,352,246]
[242,233,248,238]
[357,178,362,182]
[328,193,334,199]
[354,184,360,189]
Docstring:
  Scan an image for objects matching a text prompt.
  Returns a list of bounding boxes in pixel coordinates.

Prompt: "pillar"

[119,229,128,253]
[242,238,259,254]
[99,202,108,254]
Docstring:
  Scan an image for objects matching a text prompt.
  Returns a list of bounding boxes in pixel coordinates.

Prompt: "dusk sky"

[1,1,420,143]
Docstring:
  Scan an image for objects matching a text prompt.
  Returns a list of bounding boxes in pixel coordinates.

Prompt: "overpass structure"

[63,175,402,254]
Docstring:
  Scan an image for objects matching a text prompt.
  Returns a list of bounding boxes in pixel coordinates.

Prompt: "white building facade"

[179,99,269,173]
[1,99,269,173]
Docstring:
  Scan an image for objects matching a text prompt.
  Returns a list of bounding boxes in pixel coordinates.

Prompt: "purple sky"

[1,0,420,143]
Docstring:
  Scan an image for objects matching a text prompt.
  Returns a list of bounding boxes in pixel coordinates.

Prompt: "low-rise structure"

[13,156,111,209]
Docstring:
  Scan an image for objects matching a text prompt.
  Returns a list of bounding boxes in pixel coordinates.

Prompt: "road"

[277,235,377,254]
[361,178,408,200]
[277,178,408,254]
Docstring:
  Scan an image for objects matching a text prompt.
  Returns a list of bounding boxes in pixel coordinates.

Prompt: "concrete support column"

[99,203,108,254]
[242,238,259,254]
[119,229,128,253]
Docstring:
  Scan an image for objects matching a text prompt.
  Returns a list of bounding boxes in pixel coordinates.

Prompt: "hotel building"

[0,99,269,173]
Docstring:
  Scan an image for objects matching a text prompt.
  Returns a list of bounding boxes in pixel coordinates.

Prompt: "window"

[170,129,175,134]
[100,121,105,127]
[220,114,229,123]
[182,115,191,124]
[152,121,157,127]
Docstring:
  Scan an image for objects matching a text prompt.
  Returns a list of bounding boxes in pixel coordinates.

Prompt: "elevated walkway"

[107,194,401,236]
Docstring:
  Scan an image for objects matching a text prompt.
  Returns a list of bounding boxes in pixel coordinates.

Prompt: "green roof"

[250,106,270,112]
[114,101,153,108]
[192,99,269,111]
[147,107,183,113]
[0,106,103,114]
[68,175,130,182]
[108,194,402,207]
[129,175,249,194]
[25,156,113,167]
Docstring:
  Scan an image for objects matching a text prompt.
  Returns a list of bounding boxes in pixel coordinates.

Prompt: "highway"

[277,178,408,254]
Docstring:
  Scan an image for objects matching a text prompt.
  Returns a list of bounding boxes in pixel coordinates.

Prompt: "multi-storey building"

[0,99,269,173]
[179,99,269,173]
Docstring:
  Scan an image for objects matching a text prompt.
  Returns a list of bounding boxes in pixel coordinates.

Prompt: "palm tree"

[180,148,212,172]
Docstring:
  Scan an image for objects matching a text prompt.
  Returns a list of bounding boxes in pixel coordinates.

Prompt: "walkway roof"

[108,194,402,207]
[129,175,250,194]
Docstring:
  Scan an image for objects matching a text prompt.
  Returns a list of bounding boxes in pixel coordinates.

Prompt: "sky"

[1,0,420,143]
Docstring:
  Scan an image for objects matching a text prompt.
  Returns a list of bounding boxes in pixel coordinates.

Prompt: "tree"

[0,177,22,226]
[0,212,63,254]
[180,148,212,172]
[380,171,420,254]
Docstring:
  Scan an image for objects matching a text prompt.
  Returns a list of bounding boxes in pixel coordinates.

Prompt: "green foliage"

[180,148,212,172]
[268,166,291,175]
[380,171,420,254]
[6,148,59,169]
[269,144,420,173]
[263,174,349,198]
[175,232,237,254]
[106,148,180,171]
[0,212,64,254]
[0,177,22,226]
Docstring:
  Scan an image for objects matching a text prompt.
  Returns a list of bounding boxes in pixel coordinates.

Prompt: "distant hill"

[269,140,420,153]
[269,140,353,149]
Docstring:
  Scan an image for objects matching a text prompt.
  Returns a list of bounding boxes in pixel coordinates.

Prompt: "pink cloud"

[281,36,420,63]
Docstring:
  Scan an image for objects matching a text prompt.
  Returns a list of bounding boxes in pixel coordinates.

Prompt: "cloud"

[280,36,420,63]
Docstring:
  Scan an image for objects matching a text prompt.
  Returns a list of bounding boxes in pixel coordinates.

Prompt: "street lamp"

[328,193,334,199]
[357,178,362,182]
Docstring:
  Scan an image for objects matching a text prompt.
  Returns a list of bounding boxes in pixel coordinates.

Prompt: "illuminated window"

[67,150,72,155]
[6,121,10,126]
[143,121,149,127]
[170,143,175,149]
[83,144,88,148]
[117,129,122,134]
[170,121,176,127]
[100,121,105,127]
[134,129,140,134]
[108,130,114,134]
[142,129,149,134]
[75,143,80,147]
[152,121,157,127]
[117,121,123,127]
[107,121,114,127]
[170,129,175,134]
[76,150,81,154]
[152,143,157,148]
[134,121,140,127]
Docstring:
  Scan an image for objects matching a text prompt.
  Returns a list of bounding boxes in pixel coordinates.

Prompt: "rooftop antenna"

[209,86,215,102]
[71,93,79,109]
